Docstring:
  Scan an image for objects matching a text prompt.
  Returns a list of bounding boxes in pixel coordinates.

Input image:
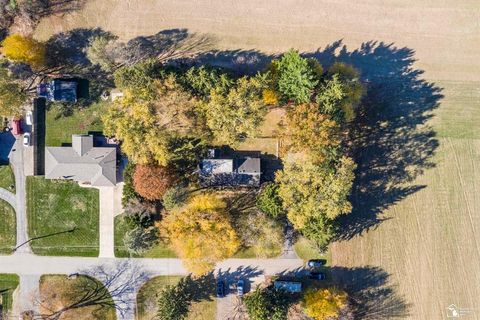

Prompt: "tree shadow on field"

[332,266,411,319]
[307,41,443,240]
[192,40,443,239]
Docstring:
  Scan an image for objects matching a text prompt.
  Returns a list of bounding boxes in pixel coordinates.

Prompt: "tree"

[274,49,318,104]
[180,65,233,97]
[162,185,188,211]
[122,161,137,206]
[243,286,292,320]
[275,154,356,249]
[86,34,118,72]
[37,261,149,320]
[203,75,267,145]
[133,165,177,201]
[256,183,284,218]
[156,279,191,320]
[1,34,45,67]
[303,288,348,320]
[113,59,163,98]
[235,209,284,258]
[161,194,240,275]
[0,66,27,116]
[123,224,158,255]
[280,103,341,163]
[103,76,205,167]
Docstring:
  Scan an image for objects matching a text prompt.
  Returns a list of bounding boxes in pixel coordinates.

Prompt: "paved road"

[1,254,303,319]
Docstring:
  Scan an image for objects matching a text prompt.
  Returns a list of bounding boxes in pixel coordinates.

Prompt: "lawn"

[0,201,16,255]
[136,276,216,320]
[27,177,100,256]
[114,214,176,258]
[39,275,116,320]
[294,237,331,265]
[45,101,107,147]
[0,165,15,192]
[0,274,19,318]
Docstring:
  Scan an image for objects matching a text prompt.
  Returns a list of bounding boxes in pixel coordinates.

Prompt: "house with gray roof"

[45,135,117,186]
[199,150,261,187]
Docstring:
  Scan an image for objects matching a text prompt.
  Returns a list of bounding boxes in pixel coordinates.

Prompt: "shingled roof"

[45,135,116,186]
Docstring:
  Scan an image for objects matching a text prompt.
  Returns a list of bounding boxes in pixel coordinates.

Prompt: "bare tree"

[34,260,150,320]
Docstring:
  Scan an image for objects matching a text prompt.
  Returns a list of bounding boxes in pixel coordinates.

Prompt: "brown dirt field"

[33,1,480,319]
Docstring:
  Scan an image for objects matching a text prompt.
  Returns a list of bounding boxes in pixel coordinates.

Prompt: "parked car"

[12,118,22,135]
[25,111,33,125]
[23,132,30,147]
[307,259,326,268]
[216,280,225,297]
[236,279,244,296]
[309,272,326,280]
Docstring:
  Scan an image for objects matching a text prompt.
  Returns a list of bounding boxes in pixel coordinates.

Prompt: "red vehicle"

[11,118,23,136]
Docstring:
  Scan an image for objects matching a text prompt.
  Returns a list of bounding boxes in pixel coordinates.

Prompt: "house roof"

[236,158,260,174]
[199,156,261,187]
[45,135,116,186]
[200,159,233,174]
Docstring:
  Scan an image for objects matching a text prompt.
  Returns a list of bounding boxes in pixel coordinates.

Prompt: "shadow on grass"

[332,265,411,319]
[41,27,442,239]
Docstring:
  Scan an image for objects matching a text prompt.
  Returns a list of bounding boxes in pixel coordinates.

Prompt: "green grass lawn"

[27,177,100,256]
[0,165,15,192]
[40,275,116,319]
[0,201,16,255]
[45,101,107,147]
[114,214,176,258]
[294,237,331,265]
[136,276,216,320]
[0,274,19,317]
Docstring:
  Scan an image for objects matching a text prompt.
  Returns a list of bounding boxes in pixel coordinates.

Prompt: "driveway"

[9,139,31,254]
[98,183,124,258]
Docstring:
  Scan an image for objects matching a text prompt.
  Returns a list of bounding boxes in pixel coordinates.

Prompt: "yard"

[0,165,15,192]
[32,1,480,318]
[39,275,116,320]
[136,276,216,320]
[0,201,16,255]
[0,274,19,318]
[26,177,100,256]
[45,101,106,147]
[114,214,175,258]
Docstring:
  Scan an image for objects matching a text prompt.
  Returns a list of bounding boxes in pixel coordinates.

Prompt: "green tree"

[0,66,26,117]
[275,154,356,249]
[162,185,188,211]
[113,59,163,98]
[256,183,284,218]
[123,225,158,255]
[157,280,191,320]
[86,34,118,72]
[275,49,318,104]
[180,65,233,97]
[244,286,291,320]
[122,161,137,206]
[203,75,267,145]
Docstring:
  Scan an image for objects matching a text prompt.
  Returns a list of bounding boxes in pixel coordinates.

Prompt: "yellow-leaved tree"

[303,288,348,320]
[161,194,240,275]
[1,34,46,67]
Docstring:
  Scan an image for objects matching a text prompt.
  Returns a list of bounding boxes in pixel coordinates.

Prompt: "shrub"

[256,183,284,218]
